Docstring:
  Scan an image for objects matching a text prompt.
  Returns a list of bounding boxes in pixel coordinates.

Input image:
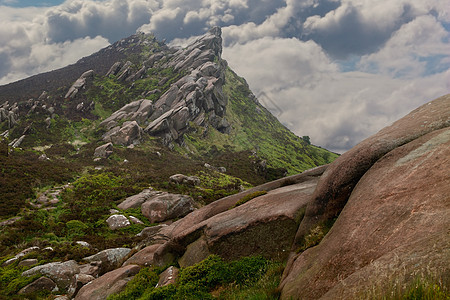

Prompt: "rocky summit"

[0,26,449,300]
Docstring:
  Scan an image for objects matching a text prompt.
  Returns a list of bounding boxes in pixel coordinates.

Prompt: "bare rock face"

[102,120,143,146]
[74,265,141,300]
[94,142,113,158]
[117,189,161,210]
[83,248,132,275]
[280,94,450,299]
[141,192,196,223]
[22,260,80,293]
[100,99,154,130]
[156,266,179,287]
[18,276,57,295]
[100,27,230,148]
[65,70,94,99]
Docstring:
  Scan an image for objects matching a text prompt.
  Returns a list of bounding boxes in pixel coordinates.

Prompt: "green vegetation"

[296,218,336,253]
[231,191,267,209]
[108,255,280,300]
[183,67,338,177]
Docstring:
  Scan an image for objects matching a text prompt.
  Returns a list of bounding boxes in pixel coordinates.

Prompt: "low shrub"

[231,191,267,209]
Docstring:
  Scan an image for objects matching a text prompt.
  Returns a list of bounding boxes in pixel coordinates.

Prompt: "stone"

[169,174,200,186]
[79,262,101,278]
[103,121,143,146]
[100,99,154,129]
[74,265,141,300]
[291,94,450,251]
[22,260,80,292]
[129,215,144,225]
[118,189,159,210]
[18,276,57,295]
[178,235,210,268]
[94,142,113,158]
[141,192,196,223]
[18,259,38,267]
[156,266,179,287]
[280,95,450,299]
[65,70,94,99]
[106,214,131,230]
[106,61,122,76]
[73,273,95,297]
[83,248,132,275]
[76,241,91,248]
[123,244,162,267]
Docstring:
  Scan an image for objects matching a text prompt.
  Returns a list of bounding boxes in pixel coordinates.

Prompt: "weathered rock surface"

[65,70,94,99]
[102,120,143,146]
[83,248,131,275]
[94,142,113,158]
[18,276,57,295]
[123,244,162,267]
[100,99,154,130]
[169,174,200,186]
[74,265,141,300]
[22,260,80,292]
[100,27,230,148]
[280,94,450,299]
[141,192,197,223]
[156,266,179,287]
[117,189,160,210]
[106,214,131,230]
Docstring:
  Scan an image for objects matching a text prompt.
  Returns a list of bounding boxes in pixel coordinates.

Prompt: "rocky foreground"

[6,94,448,299]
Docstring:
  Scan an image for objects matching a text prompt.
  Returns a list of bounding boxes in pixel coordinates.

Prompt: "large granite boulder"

[74,265,141,300]
[83,248,132,275]
[141,192,197,223]
[280,94,450,299]
[118,189,161,210]
[102,121,143,146]
[22,260,80,293]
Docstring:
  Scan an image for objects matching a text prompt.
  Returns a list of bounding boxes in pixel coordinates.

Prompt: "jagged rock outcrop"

[65,70,94,99]
[94,142,113,158]
[279,94,450,299]
[102,120,143,146]
[100,27,231,147]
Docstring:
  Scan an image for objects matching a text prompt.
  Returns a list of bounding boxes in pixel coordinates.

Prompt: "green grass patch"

[231,191,267,209]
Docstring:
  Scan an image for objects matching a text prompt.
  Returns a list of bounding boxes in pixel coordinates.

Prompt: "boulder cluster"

[3,94,449,299]
[98,27,230,149]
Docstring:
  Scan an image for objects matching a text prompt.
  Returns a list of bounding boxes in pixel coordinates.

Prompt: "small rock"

[109,209,120,214]
[94,143,113,158]
[129,215,144,225]
[18,259,38,267]
[156,266,179,287]
[76,241,91,248]
[106,215,131,230]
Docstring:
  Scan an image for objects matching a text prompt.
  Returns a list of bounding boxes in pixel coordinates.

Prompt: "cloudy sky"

[0,0,449,153]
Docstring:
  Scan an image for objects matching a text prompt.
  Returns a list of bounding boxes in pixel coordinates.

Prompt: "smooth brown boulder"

[152,173,323,266]
[141,192,196,223]
[74,265,141,300]
[292,94,450,252]
[123,244,162,267]
[280,124,450,298]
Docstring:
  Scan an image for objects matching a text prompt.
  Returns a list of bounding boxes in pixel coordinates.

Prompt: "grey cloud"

[301,2,416,59]
[46,0,156,43]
